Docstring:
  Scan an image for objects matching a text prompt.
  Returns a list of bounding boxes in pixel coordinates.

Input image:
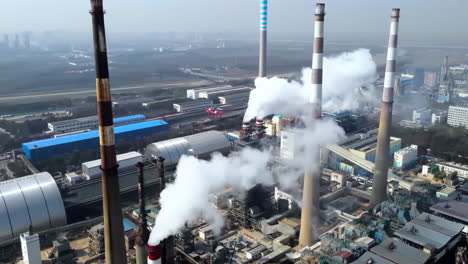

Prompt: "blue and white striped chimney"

[258,0,267,77]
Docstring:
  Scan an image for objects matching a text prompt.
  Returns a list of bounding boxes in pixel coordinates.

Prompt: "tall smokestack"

[371,8,400,205]
[299,2,325,247]
[135,162,149,264]
[89,1,127,263]
[154,157,175,264]
[258,0,267,77]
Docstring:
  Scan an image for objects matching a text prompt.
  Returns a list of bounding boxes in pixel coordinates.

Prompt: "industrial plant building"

[82,151,143,180]
[145,130,231,167]
[22,120,169,161]
[186,85,252,102]
[394,145,418,169]
[173,99,214,113]
[186,85,233,100]
[342,129,401,163]
[447,105,468,128]
[0,172,66,242]
[218,92,250,105]
[47,114,145,135]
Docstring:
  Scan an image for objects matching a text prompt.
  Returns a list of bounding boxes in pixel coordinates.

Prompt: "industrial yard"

[1,1,468,264]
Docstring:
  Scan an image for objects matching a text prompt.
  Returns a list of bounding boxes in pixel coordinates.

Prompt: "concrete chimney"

[371,8,400,205]
[155,157,175,264]
[298,3,325,247]
[135,162,149,264]
[258,0,267,77]
[89,1,127,263]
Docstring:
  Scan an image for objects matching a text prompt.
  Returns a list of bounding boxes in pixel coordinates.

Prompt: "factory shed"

[354,251,393,264]
[395,212,463,254]
[145,130,231,167]
[0,172,66,242]
[370,237,430,264]
[82,151,143,180]
[22,120,169,161]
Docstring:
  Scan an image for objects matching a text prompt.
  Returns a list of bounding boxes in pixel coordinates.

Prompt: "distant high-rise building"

[424,72,438,88]
[437,82,452,103]
[441,56,449,82]
[413,68,424,88]
[447,105,468,128]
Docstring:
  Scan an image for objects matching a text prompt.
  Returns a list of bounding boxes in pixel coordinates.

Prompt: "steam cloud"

[147,49,373,245]
[244,49,378,121]
[148,118,344,245]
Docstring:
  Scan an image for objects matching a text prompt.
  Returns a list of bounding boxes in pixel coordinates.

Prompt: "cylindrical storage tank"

[145,130,231,167]
[0,172,67,242]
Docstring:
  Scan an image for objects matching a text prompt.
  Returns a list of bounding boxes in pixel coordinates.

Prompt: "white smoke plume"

[147,49,376,245]
[244,49,378,121]
[148,117,345,245]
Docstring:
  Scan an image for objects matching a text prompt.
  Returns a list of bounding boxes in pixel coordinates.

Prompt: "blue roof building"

[23,120,169,161]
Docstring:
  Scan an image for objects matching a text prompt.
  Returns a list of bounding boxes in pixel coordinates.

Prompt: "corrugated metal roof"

[395,212,463,250]
[23,120,168,149]
[431,200,468,223]
[0,172,66,241]
[113,114,145,123]
[354,251,393,264]
[82,151,142,168]
[371,237,430,264]
[145,130,230,166]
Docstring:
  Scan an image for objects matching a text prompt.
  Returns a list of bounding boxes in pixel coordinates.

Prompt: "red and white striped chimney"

[147,244,162,264]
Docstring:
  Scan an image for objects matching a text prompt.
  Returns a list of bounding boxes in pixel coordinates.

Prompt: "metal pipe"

[156,157,166,193]
[299,2,325,247]
[371,8,400,205]
[258,0,267,77]
[135,162,149,264]
[89,1,127,263]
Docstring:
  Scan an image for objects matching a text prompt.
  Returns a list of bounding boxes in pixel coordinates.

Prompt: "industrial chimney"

[89,1,127,263]
[135,162,149,264]
[147,244,162,264]
[298,2,325,247]
[258,0,267,77]
[371,8,400,205]
[151,157,175,264]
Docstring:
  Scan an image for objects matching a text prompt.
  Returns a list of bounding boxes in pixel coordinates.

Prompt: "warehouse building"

[47,114,145,135]
[395,213,464,262]
[342,129,401,163]
[0,172,66,242]
[23,120,169,161]
[173,99,214,113]
[218,92,250,105]
[145,130,231,167]
[82,151,143,180]
[198,86,252,101]
[186,85,233,100]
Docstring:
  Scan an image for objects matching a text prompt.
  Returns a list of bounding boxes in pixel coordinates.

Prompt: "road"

[0,79,214,104]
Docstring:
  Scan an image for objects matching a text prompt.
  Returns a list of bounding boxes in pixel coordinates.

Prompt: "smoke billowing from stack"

[89,1,127,263]
[151,157,175,264]
[135,162,149,264]
[298,2,325,247]
[371,8,400,205]
[259,0,267,77]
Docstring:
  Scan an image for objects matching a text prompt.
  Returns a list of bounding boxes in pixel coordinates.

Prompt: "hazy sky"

[1,0,468,43]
